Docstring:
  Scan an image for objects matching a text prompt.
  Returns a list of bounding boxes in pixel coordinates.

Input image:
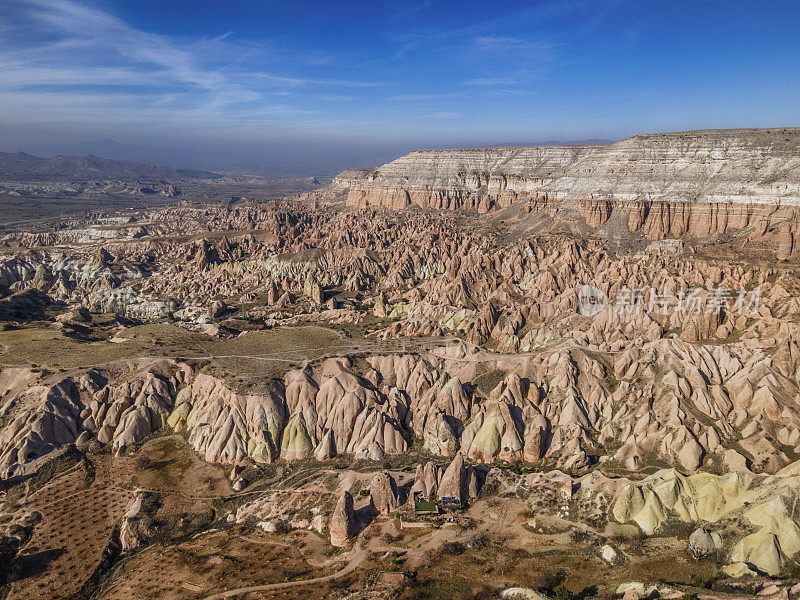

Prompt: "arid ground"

[2,130,800,600]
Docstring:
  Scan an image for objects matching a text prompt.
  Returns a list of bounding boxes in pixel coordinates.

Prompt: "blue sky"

[1,0,799,174]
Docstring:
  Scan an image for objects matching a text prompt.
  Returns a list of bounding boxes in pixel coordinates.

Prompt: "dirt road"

[197,548,366,599]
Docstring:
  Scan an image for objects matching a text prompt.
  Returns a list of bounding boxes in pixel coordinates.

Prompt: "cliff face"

[551,129,800,205]
[346,145,602,213]
[341,128,800,247]
[552,129,800,240]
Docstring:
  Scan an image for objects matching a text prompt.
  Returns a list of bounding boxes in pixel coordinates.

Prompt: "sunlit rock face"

[8,128,800,596]
[346,145,600,213]
[343,128,800,247]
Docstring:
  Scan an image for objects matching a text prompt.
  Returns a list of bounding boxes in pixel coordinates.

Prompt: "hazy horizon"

[1,0,799,176]
[0,135,619,177]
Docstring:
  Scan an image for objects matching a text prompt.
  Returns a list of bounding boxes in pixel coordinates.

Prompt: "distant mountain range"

[0,151,221,181]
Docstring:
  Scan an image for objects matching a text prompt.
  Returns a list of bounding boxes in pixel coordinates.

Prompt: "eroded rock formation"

[340,128,800,251]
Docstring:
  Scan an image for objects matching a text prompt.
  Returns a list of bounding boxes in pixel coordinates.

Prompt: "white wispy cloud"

[463,78,518,87]
[248,72,387,88]
[391,0,597,56]
[427,111,461,119]
[0,0,384,127]
[391,92,464,101]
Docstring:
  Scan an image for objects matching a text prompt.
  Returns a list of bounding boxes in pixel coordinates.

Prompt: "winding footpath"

[197,549,366,599]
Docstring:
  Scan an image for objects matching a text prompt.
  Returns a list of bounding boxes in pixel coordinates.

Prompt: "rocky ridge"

[346,145,600,213]
[4,157,800,587]
[340,128,800,250]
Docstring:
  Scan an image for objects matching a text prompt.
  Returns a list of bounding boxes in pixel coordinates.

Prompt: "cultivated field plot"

[3,436,235,600]
[96,527,348,600]
[6,455,136,600]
